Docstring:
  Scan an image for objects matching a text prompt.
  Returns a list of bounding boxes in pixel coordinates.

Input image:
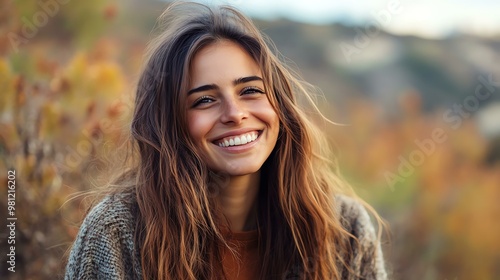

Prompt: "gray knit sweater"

[64,194,387,279]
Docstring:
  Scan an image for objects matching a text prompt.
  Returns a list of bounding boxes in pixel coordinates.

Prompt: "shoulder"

[72,193,137,247]
[335,194,388,280]
[82,193,137,231]
[335,194,377,240]
[65,193,142,280]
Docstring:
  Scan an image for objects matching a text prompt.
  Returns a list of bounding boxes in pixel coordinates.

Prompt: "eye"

[192,95,215,108]
[241,86,264,95]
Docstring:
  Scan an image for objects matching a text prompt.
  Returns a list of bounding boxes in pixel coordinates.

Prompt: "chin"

[227,170,258,177]
[214,163,262,177]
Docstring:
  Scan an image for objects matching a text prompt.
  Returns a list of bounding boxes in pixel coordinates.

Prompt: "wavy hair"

[109,2,385,279]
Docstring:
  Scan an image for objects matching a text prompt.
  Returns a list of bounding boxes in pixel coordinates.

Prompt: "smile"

[214,131,261,147]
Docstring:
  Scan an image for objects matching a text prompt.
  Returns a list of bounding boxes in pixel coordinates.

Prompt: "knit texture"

[65,194,387,279]
[336,196,388,280]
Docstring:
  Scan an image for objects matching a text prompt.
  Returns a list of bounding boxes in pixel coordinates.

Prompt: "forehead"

[189,40,262,87]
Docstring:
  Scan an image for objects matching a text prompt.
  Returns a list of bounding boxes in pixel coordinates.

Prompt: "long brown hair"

[112,2,384,279]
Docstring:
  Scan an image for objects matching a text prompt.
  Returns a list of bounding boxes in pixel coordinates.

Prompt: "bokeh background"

[1,0,500,279]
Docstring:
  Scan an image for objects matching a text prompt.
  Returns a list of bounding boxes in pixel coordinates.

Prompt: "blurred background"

[1,0,499,279]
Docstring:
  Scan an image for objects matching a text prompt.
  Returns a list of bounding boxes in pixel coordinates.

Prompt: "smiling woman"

[64,2,388,280]
[187,41,279,177]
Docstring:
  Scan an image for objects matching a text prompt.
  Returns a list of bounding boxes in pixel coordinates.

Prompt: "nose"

[220,97,247,125]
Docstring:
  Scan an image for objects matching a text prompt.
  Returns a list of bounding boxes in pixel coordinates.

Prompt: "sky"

[199,0,500,38]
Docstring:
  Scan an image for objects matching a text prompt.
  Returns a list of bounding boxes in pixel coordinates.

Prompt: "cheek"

[267,111,279,130]
[187,113,213,144]
[257,101,280,129]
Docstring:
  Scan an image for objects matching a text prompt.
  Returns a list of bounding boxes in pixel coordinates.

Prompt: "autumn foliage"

[0,1,499,279]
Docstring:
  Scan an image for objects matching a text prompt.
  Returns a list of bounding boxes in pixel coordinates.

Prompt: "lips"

[212,130,262,147]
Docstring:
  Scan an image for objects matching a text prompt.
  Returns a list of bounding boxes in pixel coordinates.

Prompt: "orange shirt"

[221,229,261,280]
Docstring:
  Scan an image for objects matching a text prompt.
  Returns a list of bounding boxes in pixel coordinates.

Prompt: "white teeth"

[217,132,259,147]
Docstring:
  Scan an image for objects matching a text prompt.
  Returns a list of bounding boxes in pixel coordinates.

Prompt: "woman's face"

[186,40,279,176]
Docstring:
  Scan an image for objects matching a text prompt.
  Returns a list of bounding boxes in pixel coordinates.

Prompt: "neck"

[216,172,260,232]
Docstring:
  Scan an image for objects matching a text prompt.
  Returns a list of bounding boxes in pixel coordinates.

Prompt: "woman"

[65,2,387,279]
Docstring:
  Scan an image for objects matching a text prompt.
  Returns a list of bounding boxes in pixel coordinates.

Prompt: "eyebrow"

[187,75,263,95]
